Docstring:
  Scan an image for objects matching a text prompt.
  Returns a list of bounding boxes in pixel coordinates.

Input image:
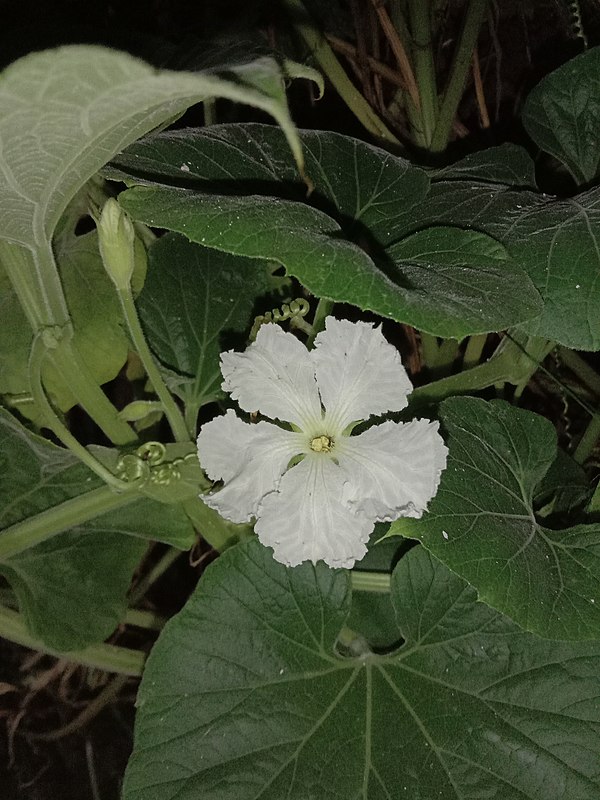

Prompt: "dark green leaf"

[522,47,600,184]
[391,397,600,640]
[113,124,542,338]
[430,143,537,187]
[120,184,542,338]
[138,233,269,412]
[123,539,600,800]
[0,408,195,649]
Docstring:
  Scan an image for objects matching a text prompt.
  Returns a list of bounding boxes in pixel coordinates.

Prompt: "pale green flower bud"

[97,198,136,291]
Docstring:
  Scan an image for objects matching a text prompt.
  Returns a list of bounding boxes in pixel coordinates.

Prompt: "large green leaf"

[112,124,542,338]
[0,408,195,649]
[0,44,314,360]
[522,47,600,185]
[123,539,600,800]
[0,230,129,419]
[120,186,541,338]
[112,123,600,350]
[429,143,537,187]
[0,47,309,253]
[138,233,269,414]
[390,397,600,640]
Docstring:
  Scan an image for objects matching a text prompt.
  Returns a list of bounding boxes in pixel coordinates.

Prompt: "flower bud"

[97,198,136,291]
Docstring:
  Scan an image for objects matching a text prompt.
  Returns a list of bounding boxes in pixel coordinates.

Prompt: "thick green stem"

[463,333,488,369]
[0,485,138,560]
[420,332,440,368]
[408,0,438,147]
[0,604,144,676]
[410,333,554,408]
[282,0,400,145]
[0,241,53,329]
[307,297,335,348]
[434,338,461,374]
[430,0,490,152]
[351,571,391,593]
[409,350,513,408]
[49,338,138,446]
[118,286,189,443]
[1,240,137,446]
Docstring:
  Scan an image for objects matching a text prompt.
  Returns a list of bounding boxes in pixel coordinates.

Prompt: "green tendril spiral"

[250,298,311,340]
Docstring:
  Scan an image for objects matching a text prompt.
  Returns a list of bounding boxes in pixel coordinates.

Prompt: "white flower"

[196,317,447,569]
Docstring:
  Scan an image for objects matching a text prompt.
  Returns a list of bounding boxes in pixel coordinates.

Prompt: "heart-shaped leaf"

[523,46,600,185]
[112,124,542,338]
[391,397,600,640]
[138,233,270,416]
[123,538,600,800]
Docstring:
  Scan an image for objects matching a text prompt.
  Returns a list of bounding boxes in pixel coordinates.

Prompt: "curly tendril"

[250,298,310,341]
[115,443,196,488]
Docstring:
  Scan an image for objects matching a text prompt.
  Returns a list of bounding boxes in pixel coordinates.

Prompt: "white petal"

[335,419,448,521]
[312,317,413,431]
[196,409,304,523]
[255,455,372,568]
[221,323,322,429]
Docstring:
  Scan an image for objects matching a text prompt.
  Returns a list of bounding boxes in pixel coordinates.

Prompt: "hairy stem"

[0,485,139,560]
[29,334,132,488]
[351,571,391,593]
[118,286,190,443]
[0,604,144,676]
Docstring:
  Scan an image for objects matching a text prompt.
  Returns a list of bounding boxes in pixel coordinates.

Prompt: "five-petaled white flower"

[196,317,448,568]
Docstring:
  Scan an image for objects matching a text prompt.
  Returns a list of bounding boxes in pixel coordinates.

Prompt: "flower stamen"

[310,434,334,453]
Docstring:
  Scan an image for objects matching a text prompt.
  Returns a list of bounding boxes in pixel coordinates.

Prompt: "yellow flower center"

[310,434,333,453]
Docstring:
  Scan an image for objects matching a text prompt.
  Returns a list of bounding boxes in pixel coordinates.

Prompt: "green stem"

[558,346,600,397]
[410,333,554,408]
[434,338,461,374]
[49,338,138,446]
[282,0,400,145]
[124,608,167,631]
[29,334,132,489]
[574,410,600,465]
[1,240,136,446]
[430,0,490,152]
[118,286,189,443]
[351,571,391,593]
[0,485,138,561]
[0,241,52,329]
[420,332,440,368]
[462,333,488,369]
[307,297,335,347]
[409,349,513,407]
[0,604,144,676]
[408,0,438,147]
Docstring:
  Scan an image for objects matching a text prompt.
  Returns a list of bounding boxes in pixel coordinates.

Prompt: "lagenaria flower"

[196,317,447,568]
